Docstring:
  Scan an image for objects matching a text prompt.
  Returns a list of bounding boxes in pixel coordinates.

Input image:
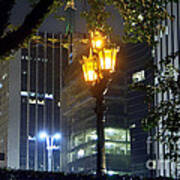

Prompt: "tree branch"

[0,0,57,59]
[0,0,16,37]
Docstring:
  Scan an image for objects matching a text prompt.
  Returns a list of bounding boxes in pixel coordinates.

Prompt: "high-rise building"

[125,43,154,176]
[0,32,64,171]
[154,2,180,178]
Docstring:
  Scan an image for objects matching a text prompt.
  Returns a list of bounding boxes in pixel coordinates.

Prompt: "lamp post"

[81,31,118,177]
[39,132,61,172]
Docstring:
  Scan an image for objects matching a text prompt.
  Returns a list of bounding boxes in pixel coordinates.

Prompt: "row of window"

[68,142,131,163]
[21,91,54,99]
[71,128,130,148]
[21,56,48,62]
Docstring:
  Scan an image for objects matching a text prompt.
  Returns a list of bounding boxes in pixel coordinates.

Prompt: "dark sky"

[10,0,123,37]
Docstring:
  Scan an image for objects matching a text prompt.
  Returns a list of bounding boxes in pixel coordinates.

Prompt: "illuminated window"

[0,83,3,89]
[30,92,35,97]
[86,144,96,156]
[74,134,84,147]
[105,128,129,142]
[85,130,97,142]
[77,149,84,158]
[105,142,130,155]
[37,100,45,105]
[29,99,36,104]
[21,91,28,96]
[45,93,53,99]
[132,70,145,83]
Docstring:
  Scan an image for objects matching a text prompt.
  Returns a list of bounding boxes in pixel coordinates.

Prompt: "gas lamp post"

[81,31,119,176]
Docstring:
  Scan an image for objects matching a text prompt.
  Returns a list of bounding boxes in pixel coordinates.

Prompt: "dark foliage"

[0,0,57,59]
[0,169,176,180]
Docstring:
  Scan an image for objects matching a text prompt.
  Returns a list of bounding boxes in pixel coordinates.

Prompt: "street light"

[39,131,61,172]
[81,31,119,177]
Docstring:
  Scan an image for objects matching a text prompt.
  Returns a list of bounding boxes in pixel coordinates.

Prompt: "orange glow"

[98,48,118,72]
[91,31,105,51]
[92,39,103,50]
[82,56,98,82]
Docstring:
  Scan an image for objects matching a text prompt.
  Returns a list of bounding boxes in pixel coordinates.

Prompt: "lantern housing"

[91,31,106,52]
[82,55,98,82]
[98,47,118,72]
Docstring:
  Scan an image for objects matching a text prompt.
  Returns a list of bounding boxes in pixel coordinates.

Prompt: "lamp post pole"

[81,30,118,177]
[90,77,109,176]
[29,132,61,171]
[46,136,53,172]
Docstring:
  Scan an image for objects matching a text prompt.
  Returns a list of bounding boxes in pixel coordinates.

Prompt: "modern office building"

[154,2,180,178]
[61,33,153,176]
[0,32,64,171]
[125,43,154,176]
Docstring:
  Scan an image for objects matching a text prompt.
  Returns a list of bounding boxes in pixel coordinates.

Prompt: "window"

[77,149,85,158]
[21,91,28,96]
[105,142,130,155]
[132,70,145,83]
[85,130,97,142]
[105,128,129,142]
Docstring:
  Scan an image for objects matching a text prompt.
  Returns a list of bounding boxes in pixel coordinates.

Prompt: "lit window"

[29,99,36,104]
[105,142,130,155]
[77,149,84,158]
[38,100,45,105]
[45,93,53,99]
[132,70,145,83]
[105,128,128,141]
[85,130,97,142]
[0,83,3,89]
[21,91,28,96]
[30,92,35,97]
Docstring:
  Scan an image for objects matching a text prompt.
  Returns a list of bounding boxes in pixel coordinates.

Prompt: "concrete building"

[0,32,64,171]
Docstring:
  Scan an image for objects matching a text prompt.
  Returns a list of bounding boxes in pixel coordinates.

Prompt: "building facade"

[0,32,64,171]
[155,2,180,178]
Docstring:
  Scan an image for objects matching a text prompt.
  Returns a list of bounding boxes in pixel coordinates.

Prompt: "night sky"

[10,1,123,37]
